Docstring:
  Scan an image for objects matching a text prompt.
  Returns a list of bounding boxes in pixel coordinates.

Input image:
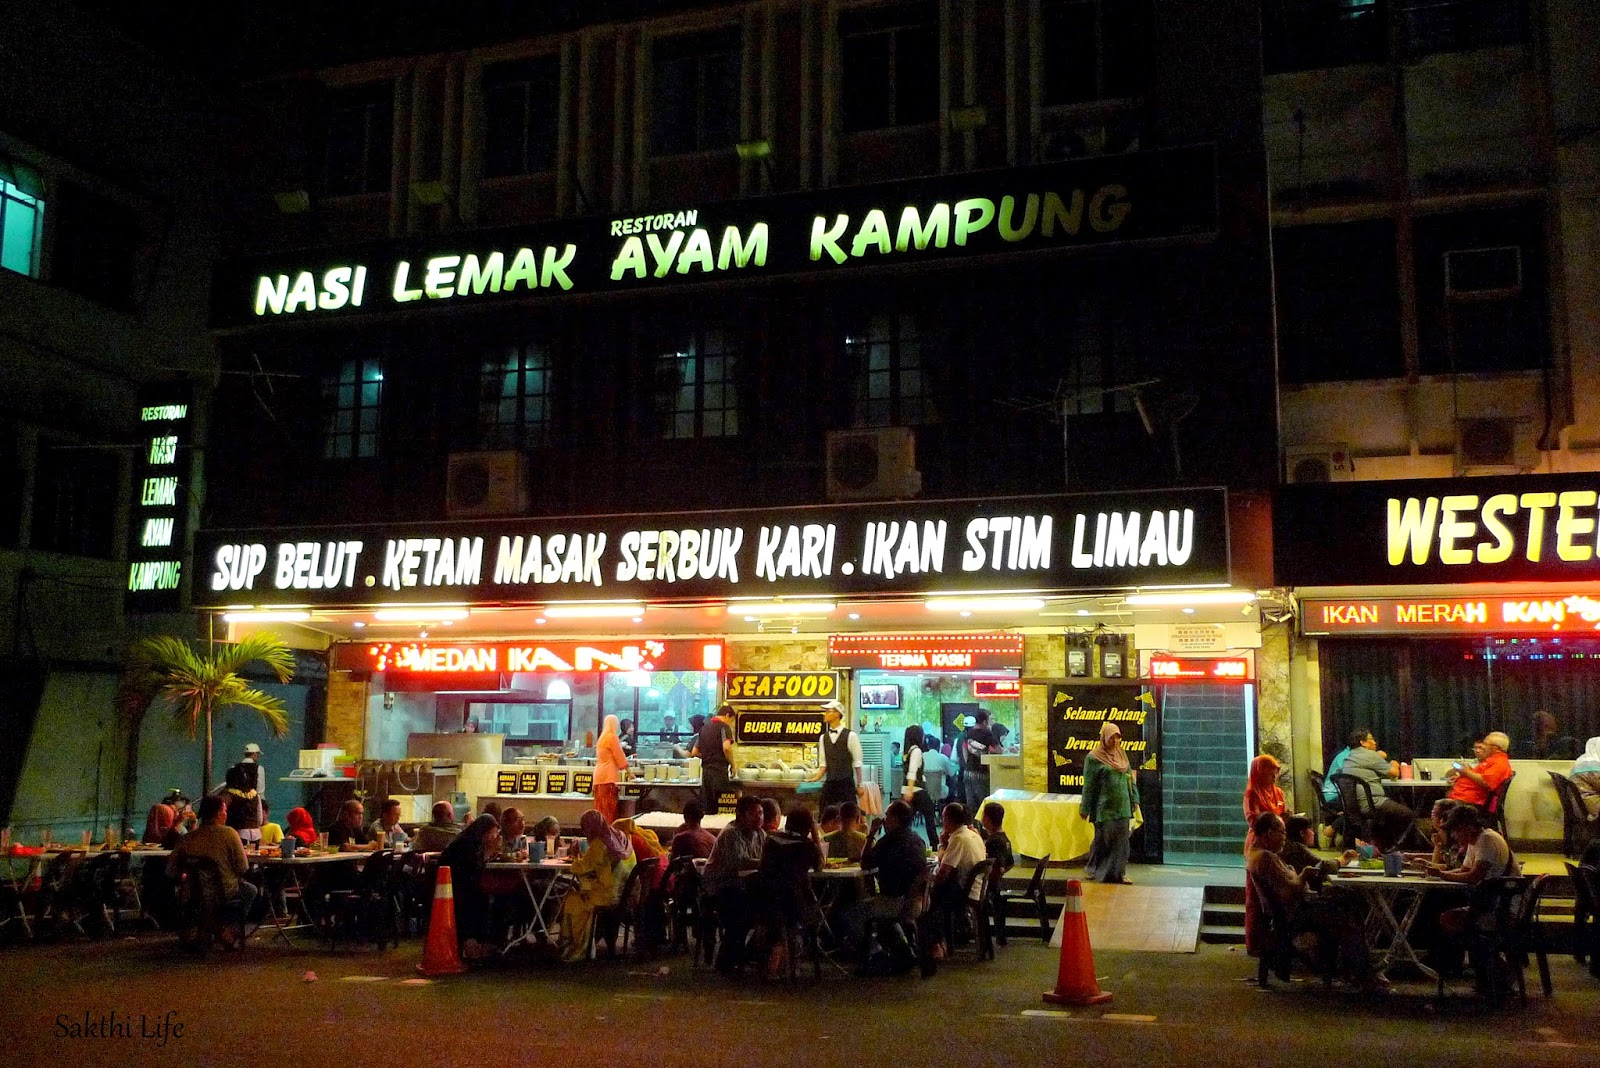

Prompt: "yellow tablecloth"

[987,788,1143,862]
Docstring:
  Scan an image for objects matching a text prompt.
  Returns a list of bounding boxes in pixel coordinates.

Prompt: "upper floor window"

[323,83,394,196]
[1275,221,1404,383]
[840,2,939,132]
[322,358,383,459]
[52,182,138,311]
[0,160,45,278]
[1399,0,1526,59]
[1415,205,1545,375]
[30,440,118,559]
[1263,0,1388,73]
[1040,0,1154,106]
[483,56,560,177]
[846,312,935,427]
[654,329,739,439]
[477,343,553,448]
[652,28,743,155]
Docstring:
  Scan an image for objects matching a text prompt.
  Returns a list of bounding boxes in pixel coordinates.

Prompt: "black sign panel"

[725,671,840,703]
[518,771,540,793]
[126,384,193,612]
[1275,475,1600,587]
[495,770,518,794]
[212,147,1217,328]
[544,771,569,794]
[1045,684,1154,794]
[194,487,1229,607]
[571,771,594,795]
[735,710,829,745]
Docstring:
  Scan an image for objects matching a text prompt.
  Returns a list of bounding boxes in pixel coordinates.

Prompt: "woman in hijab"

[594,714,629,823]
[613,816,667,891]
[285,807,318,847]
[557,808,635,961]
[1242,754,1286,955]
[1572,737,1600,818]
[142,792,183,844]
[439,813,503,960]
[1080,720,1139,884]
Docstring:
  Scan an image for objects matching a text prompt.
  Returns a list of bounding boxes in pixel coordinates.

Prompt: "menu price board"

[1045,684,1155,794]
[717,790,740,815]
[735,710,829,745]
[544,771,569,794]
[495,771,518,794]
[518,771,540,793]
[571,771,594,795]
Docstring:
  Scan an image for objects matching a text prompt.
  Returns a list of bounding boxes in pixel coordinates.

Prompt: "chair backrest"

[357,849,395,889]
[1486,771,1515,815]
[1022,856,1049,898]
[1308,770,1326,806]
[1331,773,1375,814]
[899,865,932,923]
[620,856,660,913]
[1246,867,1292,931]
[1514,873,1553,941]
[177,855,226,911]
[661,855,698,900]
[1470,874,1529,927]
[959,858,995,901]
[1579,864,1600,917]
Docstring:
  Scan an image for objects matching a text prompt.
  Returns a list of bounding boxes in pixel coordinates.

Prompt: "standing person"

[702,795,767,972]
[692,704,735,813]
[1080,721,1140,885]
[1241,753,1286,955]
[814,701,864,812]
[594,714,628,823]
[1445,732,1514,807]
[921,737,950,806]
[1571,737,1600,818]
[221,760,263,847]
[962,711,999,812]
[901,725,939,843]
[619,717,639,757]
[241,742,266,810]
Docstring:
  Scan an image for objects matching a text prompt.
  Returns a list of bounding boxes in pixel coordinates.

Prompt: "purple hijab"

[580,808,632,860]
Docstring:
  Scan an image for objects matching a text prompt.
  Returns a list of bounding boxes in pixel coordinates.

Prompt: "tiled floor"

[1052,881,1206,954]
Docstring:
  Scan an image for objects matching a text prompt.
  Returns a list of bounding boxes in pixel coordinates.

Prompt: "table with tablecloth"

[985,789,1143,862]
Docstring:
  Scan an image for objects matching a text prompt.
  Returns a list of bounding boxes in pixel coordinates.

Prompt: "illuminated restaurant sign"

[1276,474,1600,586]
[735,710,829,745]
[332,639,724,674]
[127,385,192,612]
[725,671,840,703]
[1301,595,1600,636]
[828,634,1024,671]
[212,147,1216,327]
[972,679,1022,698]
[193,488,1230,607]
[1144,654,1253,682]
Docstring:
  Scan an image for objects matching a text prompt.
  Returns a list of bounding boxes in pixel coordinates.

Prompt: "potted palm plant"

[123,632,297,795]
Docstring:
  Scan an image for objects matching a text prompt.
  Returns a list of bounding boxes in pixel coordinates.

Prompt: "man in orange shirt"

[1446,731,1513,807]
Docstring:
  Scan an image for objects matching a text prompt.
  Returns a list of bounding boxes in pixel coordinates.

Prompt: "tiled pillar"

[1022,635,1066,793]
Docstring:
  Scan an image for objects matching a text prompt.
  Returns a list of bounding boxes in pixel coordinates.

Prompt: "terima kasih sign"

[212,147,1217,328]
[194,488,1230,608]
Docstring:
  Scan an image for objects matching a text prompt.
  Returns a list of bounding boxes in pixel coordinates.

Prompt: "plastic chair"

[1455,875,1534,1005]
[1548,772,1600,859]
[993,856,1052,946]
[661,855,701,952]
[863,866,929,976]
[1248,869,1297,987]
[1578,864,1600,979]
[593,856,659,958]
[1307,769,1339,828]
[1330,774,1378,847]
[320,850,399,950]
[173,856,232,951]
[1482,771,1515,840]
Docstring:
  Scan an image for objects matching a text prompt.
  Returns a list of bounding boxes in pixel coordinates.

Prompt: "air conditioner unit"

[1284,444,1355,484]
[1445,246,1522,301]
[825,427,922,502]
[446,451,529,518]
[1455,417,1537,473]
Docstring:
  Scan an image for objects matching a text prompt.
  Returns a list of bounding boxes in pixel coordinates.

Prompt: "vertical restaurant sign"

[1045,684,1153,794]
[212,147,1218,327]
[127,385,192,611]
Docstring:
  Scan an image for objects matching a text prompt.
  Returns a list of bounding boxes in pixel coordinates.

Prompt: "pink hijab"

[580,808,632,860]
[1088,720,1131,774]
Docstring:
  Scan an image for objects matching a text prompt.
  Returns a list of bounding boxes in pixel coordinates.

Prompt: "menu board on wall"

[544,771,569,795]
[1045,684,1155,794]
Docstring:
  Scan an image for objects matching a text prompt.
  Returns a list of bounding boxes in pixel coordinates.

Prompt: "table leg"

[1383,887,1438,982]
[502,870,542,955]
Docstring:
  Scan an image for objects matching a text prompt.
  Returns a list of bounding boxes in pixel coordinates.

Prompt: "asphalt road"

[3,934,1597,1067]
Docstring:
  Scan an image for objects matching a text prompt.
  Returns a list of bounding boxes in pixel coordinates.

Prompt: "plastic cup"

[1383,850,1404,878]
[532,840,546,863]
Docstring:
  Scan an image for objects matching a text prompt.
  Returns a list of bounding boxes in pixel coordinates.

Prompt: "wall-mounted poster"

[1045,683,1155,793]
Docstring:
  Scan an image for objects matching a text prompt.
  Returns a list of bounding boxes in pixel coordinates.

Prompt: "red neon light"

[973,679,1021,698]
[1146,655,1253,683]
[828,633,1024,671]
[1303,594,1600,636]
[334,639,724,674]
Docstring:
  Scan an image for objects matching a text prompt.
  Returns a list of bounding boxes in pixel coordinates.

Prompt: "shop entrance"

[1158,683,1255,865]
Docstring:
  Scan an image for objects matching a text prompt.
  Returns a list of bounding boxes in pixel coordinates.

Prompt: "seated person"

[167,795,258,949]
[1427,805,1514,936]
[924,802,986,966]
[760,796,782,834]
[614,816,667,892]
[327,800,377,850]
[702,795,768,973]
[369,797,411,847]
[557,810,636,962]
[1246,812,1369,983]
[1445,732,1514,809]
[1279,815,1352,888]
[258,801,284,847]
[284,806,317,850]
[818,805,842,837]
[824,801,869,862]
[438,814,502,961]
[1571,737,1600,819]
[499,808,529,859]
[1337,728,1400,808]
[669,800,717,860]
[753,808,825,959]
[530,815,561,850]
[980,802,1014,880]
[413,802,462,853]
[143,791,188,844]
[839,801,926,974]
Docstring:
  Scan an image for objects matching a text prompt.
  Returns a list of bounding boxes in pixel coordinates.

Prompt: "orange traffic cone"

[1043,879,1112,1006]
[417,865,468,976]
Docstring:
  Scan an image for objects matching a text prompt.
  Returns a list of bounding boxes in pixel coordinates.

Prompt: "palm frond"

[214,632,297,684]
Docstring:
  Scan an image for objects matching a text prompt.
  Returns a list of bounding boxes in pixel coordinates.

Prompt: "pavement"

[2,930,1597,1067]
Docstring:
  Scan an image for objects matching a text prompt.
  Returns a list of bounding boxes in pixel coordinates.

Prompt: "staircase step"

[1199,923,1246,944]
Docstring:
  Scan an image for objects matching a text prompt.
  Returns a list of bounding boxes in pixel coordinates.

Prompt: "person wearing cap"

[813,700,863,811]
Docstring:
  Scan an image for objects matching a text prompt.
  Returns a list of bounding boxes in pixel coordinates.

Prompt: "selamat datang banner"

[1045,683,1154,794]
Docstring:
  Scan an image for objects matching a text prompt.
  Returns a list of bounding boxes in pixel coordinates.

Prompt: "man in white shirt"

[920,802,988,974]
[814,701,863,810]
